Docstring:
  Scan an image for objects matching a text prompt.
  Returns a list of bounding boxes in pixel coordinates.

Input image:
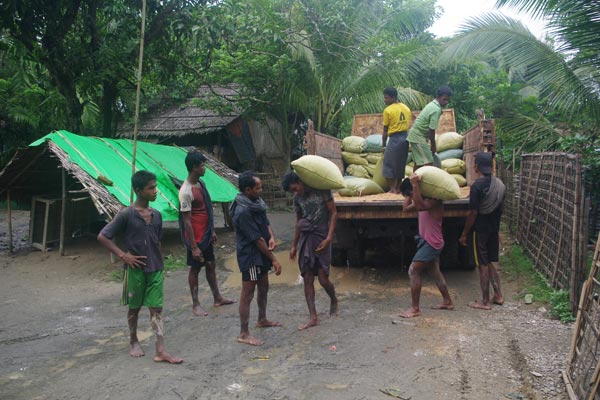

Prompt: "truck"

[304,110,495,269]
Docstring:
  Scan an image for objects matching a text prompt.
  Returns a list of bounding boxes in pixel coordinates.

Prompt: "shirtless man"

[98,170,183,363]
[229,171,282,346]
[179,151,234,316]
[399,174,453,318]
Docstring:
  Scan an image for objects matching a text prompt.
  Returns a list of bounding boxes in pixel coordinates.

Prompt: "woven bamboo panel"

[566,235,600,399]
[513,153,587,311]
[350,109,457,138]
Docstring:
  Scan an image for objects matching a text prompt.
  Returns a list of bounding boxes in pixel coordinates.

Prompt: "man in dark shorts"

[282,171,338,330]
[381,87,411,193]
[98,170,183,364]
[399,175,453,318]
[229,171,282,346]
[179,151,234,317]
[460,152,505,310]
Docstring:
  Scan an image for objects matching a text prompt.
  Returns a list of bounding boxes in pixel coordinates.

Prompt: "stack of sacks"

[436,132,466,187]
[342,136,370,178]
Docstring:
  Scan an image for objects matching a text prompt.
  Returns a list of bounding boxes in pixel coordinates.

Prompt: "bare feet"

[468,300,492,310]
[297,319,318,331]
[492,296,504,305]
[330,300,339,317]
[192,304,208,317]
[256,319,282,328]
[214,297,236,307]
[153,351,183,364]
[432,303,454,310]
[237,334,264,346]
[399,308,421,318]
[129,341,144,357]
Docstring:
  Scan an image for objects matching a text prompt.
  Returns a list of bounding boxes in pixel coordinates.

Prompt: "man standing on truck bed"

[459,152,505,310]
[399,175,454,318]
[382,87,411,194]
[407,86,452,170]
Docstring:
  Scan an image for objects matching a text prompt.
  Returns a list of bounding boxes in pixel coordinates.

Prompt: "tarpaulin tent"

[29,130,238,221]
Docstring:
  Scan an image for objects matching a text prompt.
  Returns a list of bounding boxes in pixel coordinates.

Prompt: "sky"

[428,0,548,39]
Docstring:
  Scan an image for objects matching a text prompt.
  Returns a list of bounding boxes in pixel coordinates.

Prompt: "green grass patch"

[0,200,30,211]
[109,269,123,282]
[501,244,553,303]
[164,254,188,272]
[501,244,574,322]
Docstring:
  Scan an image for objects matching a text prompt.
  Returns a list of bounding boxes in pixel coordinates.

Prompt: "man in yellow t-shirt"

[382,87,411,194]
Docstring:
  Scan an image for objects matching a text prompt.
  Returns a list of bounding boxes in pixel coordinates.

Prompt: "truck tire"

[331,247,347,267]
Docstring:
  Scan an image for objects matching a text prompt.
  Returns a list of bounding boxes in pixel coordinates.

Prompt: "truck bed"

[333,186,471,219]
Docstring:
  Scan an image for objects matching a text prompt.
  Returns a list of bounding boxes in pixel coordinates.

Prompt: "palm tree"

[440,0,600,152]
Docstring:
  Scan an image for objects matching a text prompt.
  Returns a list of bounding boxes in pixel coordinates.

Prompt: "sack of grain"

[364,134,384,153]
[339,177,384,197]
[346,164,370,178]
[414,166,461,200]
[437,148,464,161]
[366,152,383,164]
[291,155,345,190]
[436,132,464,153]
[365,163,377,177]
[342,151,369,166]
[342,136,366,153]
[372,157,390,191]
[452,174,467,187]
[441,158,466,175]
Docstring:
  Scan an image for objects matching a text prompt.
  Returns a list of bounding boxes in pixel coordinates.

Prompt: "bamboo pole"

[59,168,66,256]
[130,0,147,203]
[571,155,582,311]
[561,370,577,400]
[552,165,570,286]
[7,190,13,254]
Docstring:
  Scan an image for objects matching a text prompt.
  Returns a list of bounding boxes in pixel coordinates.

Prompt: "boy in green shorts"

[98,170,183,364]
[407,86,452,169]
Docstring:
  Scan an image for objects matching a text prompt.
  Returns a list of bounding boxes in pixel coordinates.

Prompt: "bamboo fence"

[499,153,588,312]
[565,234,600,399]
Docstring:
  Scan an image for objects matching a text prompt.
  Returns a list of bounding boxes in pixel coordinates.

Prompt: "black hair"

[281,171,302,191]
[383,87,398,99]
[131,170,156,192]
[185,151,207,172]
[400,177,413,196]
[239,170,259,192]
[437,86,452,97]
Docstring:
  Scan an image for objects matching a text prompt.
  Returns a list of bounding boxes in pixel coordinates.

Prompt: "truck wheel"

[441,236,459,269]
[331,247,347,267]
[346,245,364,268]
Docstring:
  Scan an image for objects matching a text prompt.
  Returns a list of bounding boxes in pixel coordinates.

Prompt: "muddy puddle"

[222,250,409,295]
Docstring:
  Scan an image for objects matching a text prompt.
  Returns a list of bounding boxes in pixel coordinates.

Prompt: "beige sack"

[441,158,466,175]
[436,132,464,153]
[291,155,345,190]
[342,151,369,166]
[414,166,461,200]
[452,174,467,187]
[372,157,390,191]
[339,177,384,197]
[346,164,370,178]
[342,136,366,153]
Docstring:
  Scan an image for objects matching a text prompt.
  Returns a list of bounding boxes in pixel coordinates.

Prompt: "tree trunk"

[101,81,118,137]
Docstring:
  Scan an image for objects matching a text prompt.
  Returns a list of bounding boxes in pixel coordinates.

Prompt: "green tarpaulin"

[30,130,238,221]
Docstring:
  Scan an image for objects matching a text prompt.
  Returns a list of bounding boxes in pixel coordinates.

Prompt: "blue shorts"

[412,237,443,263]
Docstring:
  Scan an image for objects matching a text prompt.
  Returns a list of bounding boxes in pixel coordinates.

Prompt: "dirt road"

[0,210,571,399]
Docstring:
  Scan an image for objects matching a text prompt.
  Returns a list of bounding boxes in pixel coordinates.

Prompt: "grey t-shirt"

[293,189,333,226]
[100,206,164,273]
